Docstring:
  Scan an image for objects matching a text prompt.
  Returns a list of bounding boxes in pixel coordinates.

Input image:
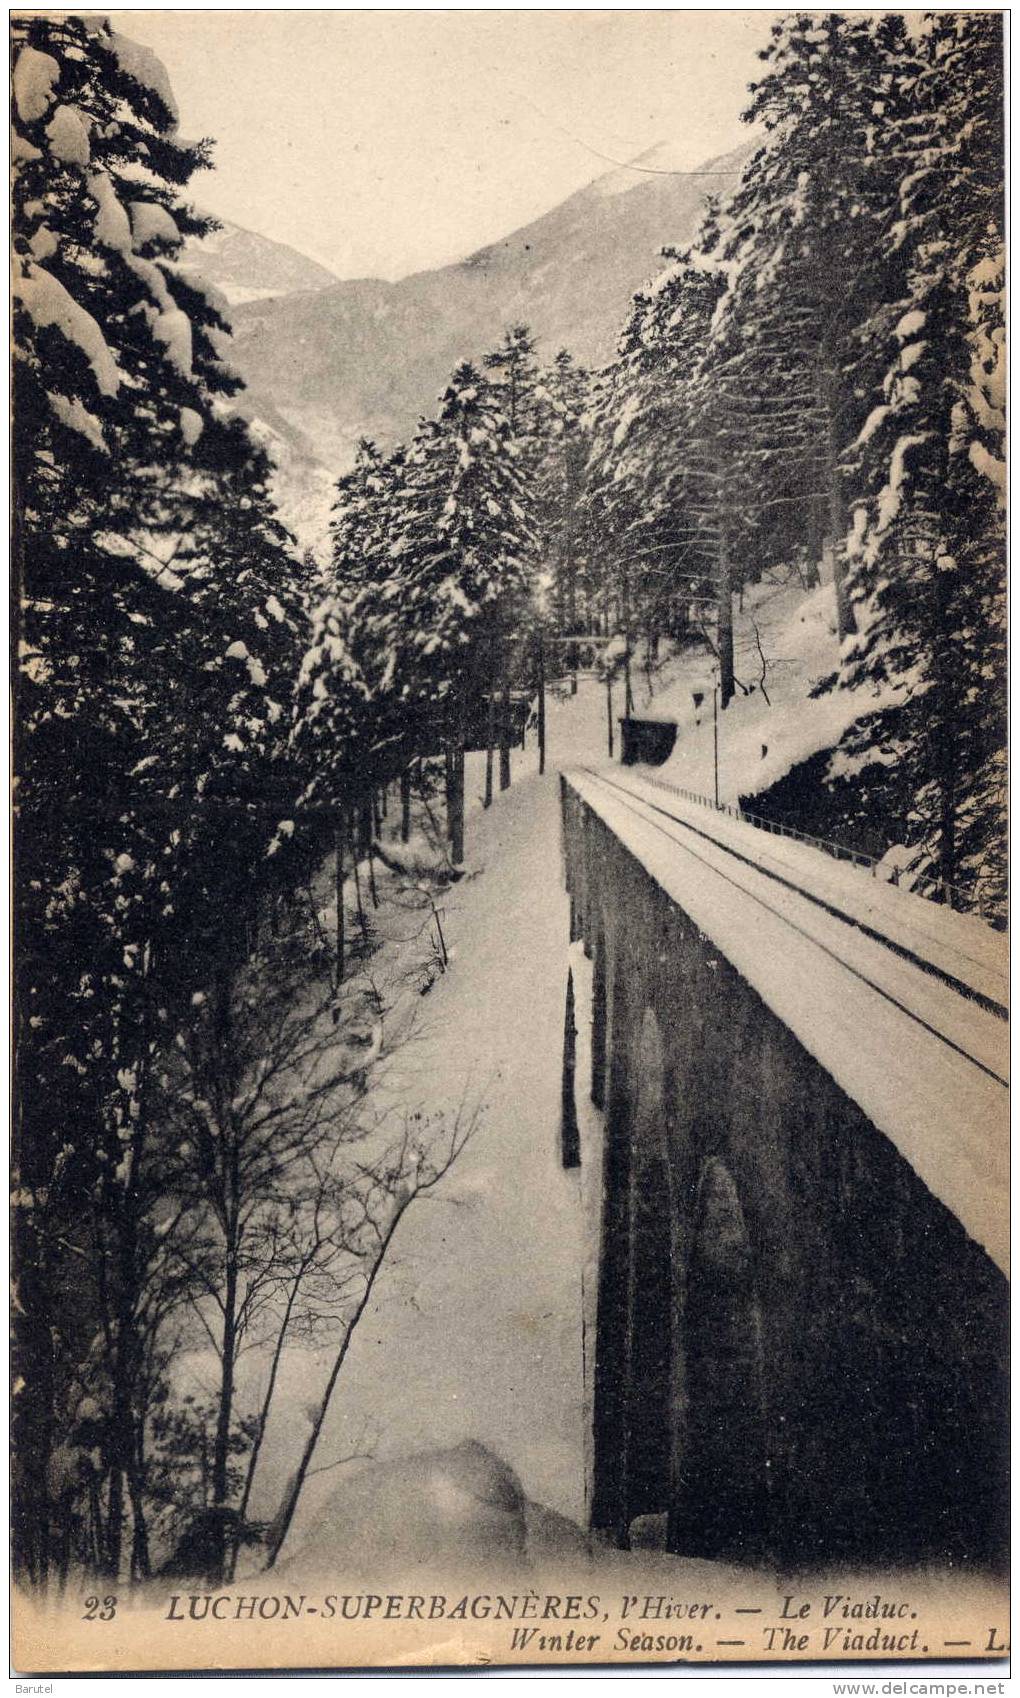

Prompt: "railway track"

[578,766,1008,1061]
[565,765,1009,1275]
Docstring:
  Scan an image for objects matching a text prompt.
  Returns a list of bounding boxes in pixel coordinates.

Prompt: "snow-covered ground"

[636,572,904,807]
[236,677,613,1564]
[226,585,941,1568]
[176,590,1005,1579]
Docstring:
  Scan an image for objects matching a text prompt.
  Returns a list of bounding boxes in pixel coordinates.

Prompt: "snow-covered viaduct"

[561,768,1008,1568]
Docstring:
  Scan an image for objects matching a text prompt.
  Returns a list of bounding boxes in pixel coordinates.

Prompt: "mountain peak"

[211,138,754,544]
[178,218,340,306]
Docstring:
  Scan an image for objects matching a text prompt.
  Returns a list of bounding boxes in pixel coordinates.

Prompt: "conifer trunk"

[566,514,578,696]
[805,496,825,588]
[819,360,857,639]
[452,748,465,865]
[499,676,511,791]
[210,1252,238,1581]
[484,697,495,807]
[399,769,411,844]
[717,529,735,710]
[933,555,959,903]
[623,564,635,716]
[444,746,455,840]
[537,632,546,776]
[334,820,345,984]
[484,637,496,807]
[350,814,368,941]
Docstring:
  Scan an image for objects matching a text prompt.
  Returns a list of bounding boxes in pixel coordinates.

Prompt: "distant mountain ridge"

[190,139,754,546]
[178,219,340,305]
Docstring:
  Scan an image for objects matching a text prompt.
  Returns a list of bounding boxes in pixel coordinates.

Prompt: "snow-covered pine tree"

[839,11,1005,915]
[334,440,414,778]
[292,438,419,843]
[582,246,726,689]
[290,593,370,816]
[710,12,915,638]
[538,350,591,642]
[483,323,546,472]
[329,438,395,593]
[388,361,537,853]
[12,13,308,1582]
[482,327,549,778]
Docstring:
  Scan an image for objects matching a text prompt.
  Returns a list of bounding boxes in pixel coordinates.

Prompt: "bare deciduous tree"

[263,1101,476,1569]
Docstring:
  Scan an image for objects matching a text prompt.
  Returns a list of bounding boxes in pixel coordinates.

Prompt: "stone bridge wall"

[562,778,1008,1568]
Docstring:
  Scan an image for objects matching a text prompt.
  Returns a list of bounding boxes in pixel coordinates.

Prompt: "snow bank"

[647,578,906,805]
[282,1441,585,1577]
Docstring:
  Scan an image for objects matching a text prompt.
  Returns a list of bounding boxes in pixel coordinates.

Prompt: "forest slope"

[218,142,752,490]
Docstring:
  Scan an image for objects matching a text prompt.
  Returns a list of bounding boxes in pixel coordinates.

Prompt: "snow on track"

[567,766,1009,1279]
[627,769,1007,1012]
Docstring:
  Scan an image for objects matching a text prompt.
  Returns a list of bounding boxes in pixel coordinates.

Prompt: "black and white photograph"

[10,6,1008,1676]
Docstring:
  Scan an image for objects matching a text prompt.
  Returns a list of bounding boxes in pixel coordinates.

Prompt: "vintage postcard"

[11,6,1007,1676]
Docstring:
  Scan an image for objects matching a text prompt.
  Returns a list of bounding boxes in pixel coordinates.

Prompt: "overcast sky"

[106,9,779,281]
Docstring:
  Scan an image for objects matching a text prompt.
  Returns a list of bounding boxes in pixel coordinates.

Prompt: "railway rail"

[564,765,1009,1276]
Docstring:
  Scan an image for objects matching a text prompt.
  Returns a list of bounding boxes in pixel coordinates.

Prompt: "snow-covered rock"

[281,1441,587,1577]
